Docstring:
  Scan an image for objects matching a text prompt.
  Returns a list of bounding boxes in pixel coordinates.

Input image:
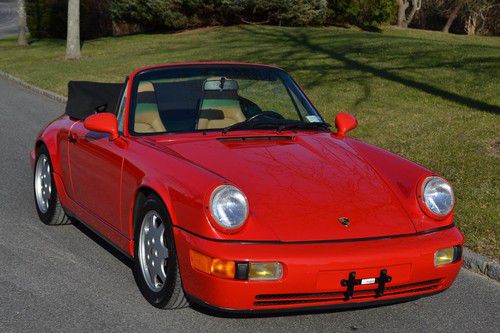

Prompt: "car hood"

[156,133,416,242]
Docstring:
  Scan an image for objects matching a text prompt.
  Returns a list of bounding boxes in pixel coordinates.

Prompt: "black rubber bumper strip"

[173,224,455,245]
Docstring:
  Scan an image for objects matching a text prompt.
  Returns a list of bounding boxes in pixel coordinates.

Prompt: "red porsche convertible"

[31,63,463,312]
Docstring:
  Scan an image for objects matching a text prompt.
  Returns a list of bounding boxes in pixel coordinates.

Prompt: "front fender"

[122,139,282,244]
[121,141,225,242]
[345,137,454,232]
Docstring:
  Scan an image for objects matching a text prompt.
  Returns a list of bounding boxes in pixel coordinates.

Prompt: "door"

[67,121,125,232]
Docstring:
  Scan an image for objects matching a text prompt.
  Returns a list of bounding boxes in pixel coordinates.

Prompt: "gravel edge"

[462,248,500,281]
[1,70,498,282]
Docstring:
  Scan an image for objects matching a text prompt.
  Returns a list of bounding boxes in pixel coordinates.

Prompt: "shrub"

[110,0,235,30]
[327,0,396,29]
[229,0,329,26]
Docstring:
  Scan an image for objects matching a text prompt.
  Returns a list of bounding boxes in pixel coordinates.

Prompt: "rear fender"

[33,116,75,177]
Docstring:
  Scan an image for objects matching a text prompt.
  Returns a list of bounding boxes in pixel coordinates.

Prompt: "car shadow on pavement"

[71,218,133,269]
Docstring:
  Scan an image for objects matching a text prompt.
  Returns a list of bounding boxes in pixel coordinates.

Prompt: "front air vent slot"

[253,279,443,306]
[217,136,294,142]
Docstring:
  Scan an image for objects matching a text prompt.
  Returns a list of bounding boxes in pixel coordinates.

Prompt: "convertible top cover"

[66,81,123,120]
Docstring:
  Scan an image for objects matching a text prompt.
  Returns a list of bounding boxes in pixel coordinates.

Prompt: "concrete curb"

[0,70,67,103]
[462,247,499,281]
[0,70,498,282]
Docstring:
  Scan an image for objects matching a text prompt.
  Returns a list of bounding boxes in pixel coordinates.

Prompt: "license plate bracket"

[340,269,392,300]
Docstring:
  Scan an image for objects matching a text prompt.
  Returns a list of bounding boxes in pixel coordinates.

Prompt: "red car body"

[31,63,463,312]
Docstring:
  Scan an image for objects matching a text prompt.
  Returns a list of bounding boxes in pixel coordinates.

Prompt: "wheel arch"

[35,139,46,153]
[33,129,64,176]
[131,184,176,240]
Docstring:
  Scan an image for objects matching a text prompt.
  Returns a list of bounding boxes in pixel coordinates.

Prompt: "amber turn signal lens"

[211,258,236,279]
[434,246,462,266]
[190,250,212,273]
[190,250,235,279]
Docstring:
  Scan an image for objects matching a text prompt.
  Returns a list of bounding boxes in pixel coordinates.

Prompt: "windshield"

[129,65,325,135]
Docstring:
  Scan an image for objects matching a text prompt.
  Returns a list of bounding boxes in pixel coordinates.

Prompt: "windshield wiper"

[277,122,331,132]
[222,118,331,134]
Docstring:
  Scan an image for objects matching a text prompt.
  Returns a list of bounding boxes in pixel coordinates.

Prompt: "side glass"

[116,81,128,133]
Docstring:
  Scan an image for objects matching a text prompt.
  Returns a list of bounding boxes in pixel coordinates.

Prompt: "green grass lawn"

[1,25,499,258]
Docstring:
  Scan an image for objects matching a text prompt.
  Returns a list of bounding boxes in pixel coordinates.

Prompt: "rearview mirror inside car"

[203,77,239,91]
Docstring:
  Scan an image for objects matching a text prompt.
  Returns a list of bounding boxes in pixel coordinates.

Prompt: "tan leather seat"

[134,81,166,133]
[197,100,246,129]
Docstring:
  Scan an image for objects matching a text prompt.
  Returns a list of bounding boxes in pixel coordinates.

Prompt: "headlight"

[421,176,454,217]
[209,185,248,230]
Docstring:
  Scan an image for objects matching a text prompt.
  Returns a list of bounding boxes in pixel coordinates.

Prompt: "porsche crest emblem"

[338,217,350,227]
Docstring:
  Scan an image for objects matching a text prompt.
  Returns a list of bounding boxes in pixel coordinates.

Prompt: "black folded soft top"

[65,81,123,120]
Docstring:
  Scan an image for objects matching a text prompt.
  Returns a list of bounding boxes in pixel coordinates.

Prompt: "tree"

[17,0,28,45]
[396,0,422,28]
[442,0,466,33]
[464,0,499,35]
[66,0,81,59]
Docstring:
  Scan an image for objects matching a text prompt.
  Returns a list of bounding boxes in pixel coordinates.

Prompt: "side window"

[289,89,310,121]
[116,82,128,133]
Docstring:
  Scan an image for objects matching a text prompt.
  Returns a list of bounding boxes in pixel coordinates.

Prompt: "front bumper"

[174,226,463,312]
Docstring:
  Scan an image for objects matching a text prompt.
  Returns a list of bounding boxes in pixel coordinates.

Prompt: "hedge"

[27,0,395,40]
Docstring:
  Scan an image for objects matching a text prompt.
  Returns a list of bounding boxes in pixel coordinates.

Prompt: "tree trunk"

[66,0,81,60]
[442,0,466,33]
[396,0,409,27]
[465,15,477,35]
[406,0,422,27]
[17,0,28,46]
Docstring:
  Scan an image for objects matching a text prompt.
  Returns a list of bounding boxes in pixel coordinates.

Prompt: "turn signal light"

[190,250,235,279]
[190,250,283,281]
[434,246,462,266]
[211,258,236,279]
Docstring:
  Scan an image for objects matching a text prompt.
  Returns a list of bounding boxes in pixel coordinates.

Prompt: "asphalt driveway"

[0,77,498,332]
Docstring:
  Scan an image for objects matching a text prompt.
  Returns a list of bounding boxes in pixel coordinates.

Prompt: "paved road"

[0,1,16,38]
[0,77,498,332]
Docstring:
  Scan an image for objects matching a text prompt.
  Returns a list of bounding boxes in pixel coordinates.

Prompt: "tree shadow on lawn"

[239,26,500,115]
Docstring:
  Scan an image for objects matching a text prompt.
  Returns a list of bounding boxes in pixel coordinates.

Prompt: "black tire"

[133,194,188,309]
[34,145,70,225]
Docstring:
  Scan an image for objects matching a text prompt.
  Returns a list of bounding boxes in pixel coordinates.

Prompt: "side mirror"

[334,112,357,137]
[84,112,119,141]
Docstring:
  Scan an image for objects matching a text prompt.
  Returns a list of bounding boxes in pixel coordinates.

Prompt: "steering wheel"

[246,111,284,122]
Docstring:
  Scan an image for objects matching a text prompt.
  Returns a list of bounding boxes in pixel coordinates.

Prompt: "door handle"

[68,133,77,143]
